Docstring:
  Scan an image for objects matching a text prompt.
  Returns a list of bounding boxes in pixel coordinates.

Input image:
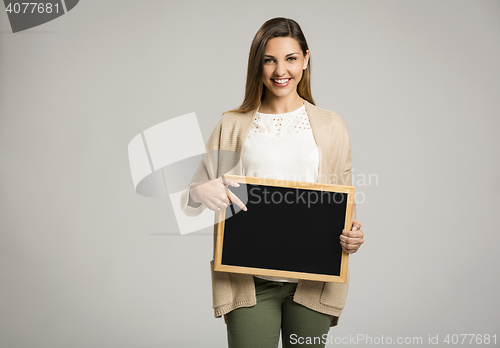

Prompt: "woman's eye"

[264,57,296,63]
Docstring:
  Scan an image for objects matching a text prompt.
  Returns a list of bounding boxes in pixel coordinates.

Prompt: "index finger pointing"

[228,190,248,211]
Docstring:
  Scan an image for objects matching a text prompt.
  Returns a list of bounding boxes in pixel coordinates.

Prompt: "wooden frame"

[214,175,355,283]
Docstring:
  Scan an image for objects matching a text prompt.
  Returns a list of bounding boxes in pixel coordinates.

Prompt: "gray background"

[1,1,499,347]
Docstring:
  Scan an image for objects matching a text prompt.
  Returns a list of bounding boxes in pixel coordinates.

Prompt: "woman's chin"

[267,87,295,99]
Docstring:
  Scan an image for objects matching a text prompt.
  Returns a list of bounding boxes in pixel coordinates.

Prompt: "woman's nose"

[274,62,286,76]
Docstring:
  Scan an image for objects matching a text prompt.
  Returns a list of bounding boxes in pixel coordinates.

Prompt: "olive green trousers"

[225,276,333,348]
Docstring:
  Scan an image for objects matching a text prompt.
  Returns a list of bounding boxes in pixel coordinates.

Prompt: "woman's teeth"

[273,79,290,84]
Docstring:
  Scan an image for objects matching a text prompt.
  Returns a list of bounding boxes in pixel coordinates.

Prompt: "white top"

[242,104,319,283]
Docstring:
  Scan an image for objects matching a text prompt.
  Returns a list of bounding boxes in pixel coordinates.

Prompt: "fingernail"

[235,183,240,186]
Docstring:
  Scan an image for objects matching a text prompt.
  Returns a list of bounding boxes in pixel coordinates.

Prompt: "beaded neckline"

[251,105,311,138]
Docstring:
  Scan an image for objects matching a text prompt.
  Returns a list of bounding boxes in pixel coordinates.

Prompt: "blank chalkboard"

[214,175,355,283]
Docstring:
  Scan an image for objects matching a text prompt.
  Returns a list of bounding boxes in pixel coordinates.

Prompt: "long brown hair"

[228,17,315,114]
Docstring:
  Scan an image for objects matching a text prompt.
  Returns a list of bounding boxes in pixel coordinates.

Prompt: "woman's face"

[261,36,309,99]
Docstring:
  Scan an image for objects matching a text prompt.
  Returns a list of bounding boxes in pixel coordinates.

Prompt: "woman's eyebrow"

[264,52,300,58]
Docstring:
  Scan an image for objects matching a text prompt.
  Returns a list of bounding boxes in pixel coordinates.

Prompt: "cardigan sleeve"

[179,115,225,217]
[340,121,357,222]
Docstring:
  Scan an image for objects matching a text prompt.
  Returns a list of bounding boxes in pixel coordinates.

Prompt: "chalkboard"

[214,175,355,283]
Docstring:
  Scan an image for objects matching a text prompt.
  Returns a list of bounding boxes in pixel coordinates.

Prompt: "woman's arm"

[179,115,224,217]
[338,121,364,254]
[179,114,247,216]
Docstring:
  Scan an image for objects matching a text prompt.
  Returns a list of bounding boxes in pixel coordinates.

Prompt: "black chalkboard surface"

[214,175,355,283]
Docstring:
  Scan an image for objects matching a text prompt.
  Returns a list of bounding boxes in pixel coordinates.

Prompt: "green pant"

[225,276,333,348]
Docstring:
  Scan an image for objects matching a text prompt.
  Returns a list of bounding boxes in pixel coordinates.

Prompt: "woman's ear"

[303,50,310,70]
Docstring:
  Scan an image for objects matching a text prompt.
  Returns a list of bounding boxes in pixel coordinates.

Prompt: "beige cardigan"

[179,98,356,327]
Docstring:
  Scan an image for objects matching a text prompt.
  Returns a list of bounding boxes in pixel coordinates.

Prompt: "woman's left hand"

[339,219,364,254]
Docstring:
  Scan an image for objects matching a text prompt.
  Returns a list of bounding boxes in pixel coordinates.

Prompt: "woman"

[180,17,364,348]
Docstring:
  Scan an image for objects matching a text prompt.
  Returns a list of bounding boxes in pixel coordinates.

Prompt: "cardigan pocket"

[210,259,233,308]
[319,268,350,309]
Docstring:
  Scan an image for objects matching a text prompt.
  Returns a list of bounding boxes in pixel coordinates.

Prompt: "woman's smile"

[271,78,291,87]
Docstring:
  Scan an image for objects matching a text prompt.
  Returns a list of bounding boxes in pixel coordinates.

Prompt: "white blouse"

[242,104,319,283]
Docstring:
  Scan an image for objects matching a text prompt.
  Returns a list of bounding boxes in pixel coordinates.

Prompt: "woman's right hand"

[189,177,248,212]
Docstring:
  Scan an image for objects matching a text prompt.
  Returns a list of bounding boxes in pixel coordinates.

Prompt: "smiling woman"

[180,17,364,348]
[227,17,315,115]
[260,37,310,108]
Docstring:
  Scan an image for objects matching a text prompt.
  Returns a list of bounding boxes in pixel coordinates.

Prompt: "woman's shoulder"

[219,108,255,125]
[305,101,348,129]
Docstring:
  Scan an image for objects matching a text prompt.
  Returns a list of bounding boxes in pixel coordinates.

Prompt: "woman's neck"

[258,93,304,114]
